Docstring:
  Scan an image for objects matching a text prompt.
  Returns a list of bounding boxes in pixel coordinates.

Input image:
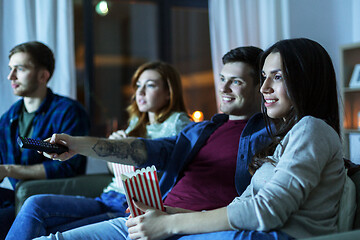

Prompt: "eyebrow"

[138,78,161,82]
[270,69,282,74]
[9,64,29,68]
[219,74,242,79]
[136,79,161,85]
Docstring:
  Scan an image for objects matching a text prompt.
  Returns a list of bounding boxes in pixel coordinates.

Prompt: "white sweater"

[227,116,345,238]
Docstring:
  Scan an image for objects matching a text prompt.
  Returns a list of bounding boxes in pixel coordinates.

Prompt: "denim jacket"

[141,112,271,199]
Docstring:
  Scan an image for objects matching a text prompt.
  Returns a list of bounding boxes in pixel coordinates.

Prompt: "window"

[74,0,215,136]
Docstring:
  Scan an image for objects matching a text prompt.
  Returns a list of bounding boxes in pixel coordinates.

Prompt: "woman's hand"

[126,201,174,240]
[164,206,194,214]
[42,133,77,161]
[109,130,127,140]
[126,202,231,239]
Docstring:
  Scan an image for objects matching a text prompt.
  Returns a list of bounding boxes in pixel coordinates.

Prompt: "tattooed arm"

[43,133,148,166]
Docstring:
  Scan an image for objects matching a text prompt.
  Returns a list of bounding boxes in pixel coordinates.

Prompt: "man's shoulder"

[49,92,86,112]
[51,92,80,104]
[242,112,269,136]
[211,113,229,122]
[0,99,23,121]
[247,112,264,121]
[39,92,89,125]
[178,113,227,136]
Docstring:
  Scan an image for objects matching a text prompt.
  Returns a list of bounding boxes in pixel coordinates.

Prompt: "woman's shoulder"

[290,116,340,144]
[145,112,191,138]
[168,111,191,121]
[167,111,192,126]
[296,116,335,132]
[165,112,192,126]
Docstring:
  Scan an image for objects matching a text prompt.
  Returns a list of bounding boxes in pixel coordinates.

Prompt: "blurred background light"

[192,110,204,122]
[95,1,109,16]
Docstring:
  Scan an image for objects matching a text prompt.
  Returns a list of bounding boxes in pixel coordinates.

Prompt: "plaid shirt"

[0,88,90,189]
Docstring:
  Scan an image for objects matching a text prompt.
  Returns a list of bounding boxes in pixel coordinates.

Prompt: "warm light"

[96,1,109,16]
[192,111,204,122]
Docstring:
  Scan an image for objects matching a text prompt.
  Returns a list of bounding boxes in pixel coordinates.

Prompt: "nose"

[219,80,232,93]
[137,85,145,96]
[8,69,16,80]
[260,77,272,94]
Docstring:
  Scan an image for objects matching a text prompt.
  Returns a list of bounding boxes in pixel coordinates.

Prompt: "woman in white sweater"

[122,38,346,240]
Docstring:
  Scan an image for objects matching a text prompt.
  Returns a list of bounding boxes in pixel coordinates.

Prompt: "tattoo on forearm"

[92,139,146,165]
[130,140,146,165]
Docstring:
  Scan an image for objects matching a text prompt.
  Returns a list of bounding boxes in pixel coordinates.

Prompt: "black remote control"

[17,136,69,154]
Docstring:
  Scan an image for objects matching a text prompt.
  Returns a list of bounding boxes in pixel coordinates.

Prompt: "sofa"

[14,164,360,239]
[301,169,360,239]
[14,173,112,215]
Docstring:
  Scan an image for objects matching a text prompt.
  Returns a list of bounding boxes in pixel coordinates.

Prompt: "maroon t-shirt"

[164,119,248,211]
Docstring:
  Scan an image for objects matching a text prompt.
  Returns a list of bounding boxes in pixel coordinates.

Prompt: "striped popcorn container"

[111,163,135,189]
[121,165,164,217]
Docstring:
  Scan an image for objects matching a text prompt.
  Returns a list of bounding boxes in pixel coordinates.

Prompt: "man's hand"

[126,200,173,240]
[0,164,46,180]
[42,133,76,161]
[0,165,9,182]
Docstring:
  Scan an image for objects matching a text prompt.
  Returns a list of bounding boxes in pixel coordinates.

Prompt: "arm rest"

[300,229,360,240]
[15,174,113,215]
[350,171,360,229]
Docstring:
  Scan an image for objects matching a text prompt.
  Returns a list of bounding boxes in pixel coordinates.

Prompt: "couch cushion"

[350,171,360,229]
[15,174,112,215]
[338,174,356,232]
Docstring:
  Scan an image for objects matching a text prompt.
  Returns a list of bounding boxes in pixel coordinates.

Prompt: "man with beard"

[0,41,90,238]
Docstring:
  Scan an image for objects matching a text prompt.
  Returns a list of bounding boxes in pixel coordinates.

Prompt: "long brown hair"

[127,61,188,137]
[249,38,340,174]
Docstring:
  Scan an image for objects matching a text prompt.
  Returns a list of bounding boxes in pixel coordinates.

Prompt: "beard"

[12,74,40,97]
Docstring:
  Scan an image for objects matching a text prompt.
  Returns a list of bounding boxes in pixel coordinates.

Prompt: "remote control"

[17,136,69,154]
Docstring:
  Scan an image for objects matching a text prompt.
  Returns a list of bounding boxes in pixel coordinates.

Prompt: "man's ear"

[38,69,50,84]
[254,83,262,106]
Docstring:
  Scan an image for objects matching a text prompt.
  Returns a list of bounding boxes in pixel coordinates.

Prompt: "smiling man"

[219,54,262,119]
[0,41,90,238]
[8,46,271,240]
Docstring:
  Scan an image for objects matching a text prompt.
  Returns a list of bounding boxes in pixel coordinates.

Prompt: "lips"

[264,98,277,107]
[137,99,146,105]
[11,83,19,89]
[222,95,235,102]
